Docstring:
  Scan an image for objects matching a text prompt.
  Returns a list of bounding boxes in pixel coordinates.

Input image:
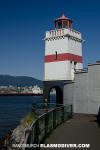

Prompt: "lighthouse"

[43,13,83,104]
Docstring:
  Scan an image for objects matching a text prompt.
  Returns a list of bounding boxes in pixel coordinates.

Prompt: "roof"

[55,13,72,22]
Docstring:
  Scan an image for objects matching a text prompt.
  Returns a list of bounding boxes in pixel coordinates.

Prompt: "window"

[55,51,57,59]
[74,62,77,65]
[58,22,62,29]
[74,62,77,70]
[63,21,68,28]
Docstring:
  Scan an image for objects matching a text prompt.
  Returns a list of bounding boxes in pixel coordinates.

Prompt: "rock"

[0,110,47,150]
[0,131,12,150]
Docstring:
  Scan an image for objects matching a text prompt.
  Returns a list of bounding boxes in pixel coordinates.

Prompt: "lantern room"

[55,13,72,29]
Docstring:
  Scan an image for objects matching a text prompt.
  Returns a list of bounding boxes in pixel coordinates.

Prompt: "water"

[0,96,42,138]
[0,94,56,138]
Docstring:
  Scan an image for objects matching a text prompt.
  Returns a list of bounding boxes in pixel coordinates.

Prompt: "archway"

[49,86,63,104]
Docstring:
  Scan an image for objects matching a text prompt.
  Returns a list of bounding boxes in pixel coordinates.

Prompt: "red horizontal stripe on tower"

[45,53,82,63]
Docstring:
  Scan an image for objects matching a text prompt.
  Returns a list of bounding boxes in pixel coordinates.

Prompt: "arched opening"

[49,88,56,103]
[49,86,63,104]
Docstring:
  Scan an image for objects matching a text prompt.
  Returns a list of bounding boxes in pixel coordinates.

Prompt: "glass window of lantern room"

[63,21,68,28]
[58,22,62,29]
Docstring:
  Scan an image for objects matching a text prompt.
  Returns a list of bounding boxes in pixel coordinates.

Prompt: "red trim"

[45,53,82,63]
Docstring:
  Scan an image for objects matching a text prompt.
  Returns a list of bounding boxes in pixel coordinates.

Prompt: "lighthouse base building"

[64,63,100,114]
[43,13,100,115]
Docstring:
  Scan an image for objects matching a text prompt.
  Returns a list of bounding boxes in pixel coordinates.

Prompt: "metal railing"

[22,103,72,150]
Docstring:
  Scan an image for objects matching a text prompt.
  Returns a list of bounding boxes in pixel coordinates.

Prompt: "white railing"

[45,28,81,39]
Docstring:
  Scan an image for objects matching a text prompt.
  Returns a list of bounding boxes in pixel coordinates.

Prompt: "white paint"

[45,28,81,40]
[45,37,68,55]
[44,28,83,81]
[45,61,72,81]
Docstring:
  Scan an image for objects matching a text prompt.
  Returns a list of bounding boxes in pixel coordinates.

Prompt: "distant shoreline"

[0,93,42,97]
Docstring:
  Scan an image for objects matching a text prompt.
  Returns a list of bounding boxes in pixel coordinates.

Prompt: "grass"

[21,111,35,127]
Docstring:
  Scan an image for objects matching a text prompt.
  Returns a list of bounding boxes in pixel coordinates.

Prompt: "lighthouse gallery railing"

[22,103,72,150]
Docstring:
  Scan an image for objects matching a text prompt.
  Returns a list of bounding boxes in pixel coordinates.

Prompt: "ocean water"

[0,96,43,138]
[0,95,56,138]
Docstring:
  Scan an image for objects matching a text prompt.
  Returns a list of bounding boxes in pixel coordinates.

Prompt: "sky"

[0,0,100,80]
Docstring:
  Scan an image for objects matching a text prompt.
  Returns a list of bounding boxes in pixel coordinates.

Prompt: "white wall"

[64,64,100,114]
[45,37,82,56]
[45,37,68,55]
[45,61,72,81]
[68,38,82,56]
[44,28,83,81]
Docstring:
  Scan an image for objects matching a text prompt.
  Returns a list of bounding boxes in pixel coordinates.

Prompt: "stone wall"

[64,63,100,114]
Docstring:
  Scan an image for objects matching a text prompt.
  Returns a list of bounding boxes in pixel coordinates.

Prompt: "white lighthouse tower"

[43,13,83,103]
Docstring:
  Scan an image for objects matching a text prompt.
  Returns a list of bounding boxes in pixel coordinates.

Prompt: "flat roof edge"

[88,63,100,66]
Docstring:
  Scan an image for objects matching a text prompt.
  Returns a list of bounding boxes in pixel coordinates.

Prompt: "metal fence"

[22,103,72,150]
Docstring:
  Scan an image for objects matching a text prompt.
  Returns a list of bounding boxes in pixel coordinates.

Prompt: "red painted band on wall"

[45,53,82,63]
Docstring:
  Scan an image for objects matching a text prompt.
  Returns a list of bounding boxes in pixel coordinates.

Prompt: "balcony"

[45,28,82,40]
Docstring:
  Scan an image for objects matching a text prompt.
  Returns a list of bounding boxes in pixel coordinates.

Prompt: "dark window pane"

[55,51,57,59]
[63,21,68,28]
[58,22,62,29]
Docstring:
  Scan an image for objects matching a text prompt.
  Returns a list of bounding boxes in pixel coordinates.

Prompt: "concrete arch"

[43,81,64,104]
[49,86,63,104]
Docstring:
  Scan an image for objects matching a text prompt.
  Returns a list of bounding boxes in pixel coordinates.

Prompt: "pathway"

[44,114,100,150]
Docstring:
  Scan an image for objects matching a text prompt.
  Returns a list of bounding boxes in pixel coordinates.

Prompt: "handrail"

[22,104,72,150]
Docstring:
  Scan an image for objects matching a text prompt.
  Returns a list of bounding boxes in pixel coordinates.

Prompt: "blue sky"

[0,0,100,80]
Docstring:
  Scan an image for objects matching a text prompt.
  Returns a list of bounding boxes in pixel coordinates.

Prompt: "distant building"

[0,84,42,94]
[32,85,41,94]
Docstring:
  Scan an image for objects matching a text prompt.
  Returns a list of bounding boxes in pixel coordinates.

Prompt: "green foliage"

[21,111,35,127]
